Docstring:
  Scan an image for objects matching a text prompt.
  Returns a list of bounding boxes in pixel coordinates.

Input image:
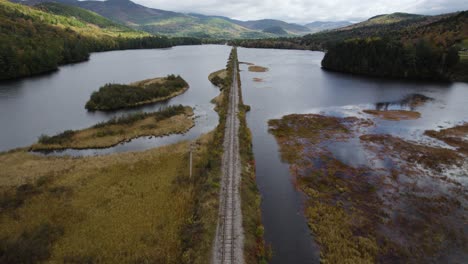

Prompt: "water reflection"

[374,94,433,111]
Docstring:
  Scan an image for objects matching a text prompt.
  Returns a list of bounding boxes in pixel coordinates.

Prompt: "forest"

[321,38,460,81]
[85,75,188,111]
[0,1,201,80]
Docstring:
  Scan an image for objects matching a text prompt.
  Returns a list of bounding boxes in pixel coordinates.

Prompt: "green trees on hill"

[36,2,130,29]
[0,1,201,80]
[0,24,176,80]
[321,38,460,80]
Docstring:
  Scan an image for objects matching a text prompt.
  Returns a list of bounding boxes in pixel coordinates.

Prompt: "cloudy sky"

[133,0,467,23]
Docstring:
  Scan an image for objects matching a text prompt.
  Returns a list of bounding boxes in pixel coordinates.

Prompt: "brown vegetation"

[363,109,421,120]
[361,134,462,170]
[268,113,467,263]
[425,123,468,155]
[248,65,269,72]
[0,131,221,263]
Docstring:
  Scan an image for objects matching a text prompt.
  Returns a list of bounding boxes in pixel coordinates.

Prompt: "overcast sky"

[132,0,468,23]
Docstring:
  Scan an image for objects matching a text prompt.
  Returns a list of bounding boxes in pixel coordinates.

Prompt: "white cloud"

[132,0,467,23]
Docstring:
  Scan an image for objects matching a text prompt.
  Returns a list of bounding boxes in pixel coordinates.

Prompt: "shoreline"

[30,107,194,151]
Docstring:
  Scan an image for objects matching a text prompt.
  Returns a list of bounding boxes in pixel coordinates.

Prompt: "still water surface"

[237,47,468,264]
[0,45,231,152]
[1,45,467,263]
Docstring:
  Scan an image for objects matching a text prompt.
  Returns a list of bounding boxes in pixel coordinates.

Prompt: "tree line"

[322,38,460,81]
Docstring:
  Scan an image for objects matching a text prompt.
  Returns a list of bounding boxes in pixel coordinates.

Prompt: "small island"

[31,105,194,150]
[248,65,269,72]
[85,75,189,111]
[362,109,421,120]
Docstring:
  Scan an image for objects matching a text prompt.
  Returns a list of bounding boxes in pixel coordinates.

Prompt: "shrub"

[38,130,75,145]
[0,223,64,263]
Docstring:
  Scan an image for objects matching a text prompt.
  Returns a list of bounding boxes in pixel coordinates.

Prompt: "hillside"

[235,18,311,34]
[339,12,423,30]
[262,26,288,35]
[304,21,352,33]
[0,0,199,80]
[321,11,468,81]
[231,11,468,81]
[299,12,461,47]
[305,21,352,33]
[12,0,313,38]
[35,2,131,30]
[233,11,465,50]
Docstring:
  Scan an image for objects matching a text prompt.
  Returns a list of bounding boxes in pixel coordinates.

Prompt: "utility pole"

[189,142,194,178]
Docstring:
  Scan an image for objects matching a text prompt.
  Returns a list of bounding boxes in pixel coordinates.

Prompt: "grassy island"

[85,75,189,111]
[248,65,269,72]
[31,105,194,151]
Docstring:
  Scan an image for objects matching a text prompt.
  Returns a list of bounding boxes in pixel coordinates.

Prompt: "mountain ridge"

[10,0,350,38]
[305,21,353,32]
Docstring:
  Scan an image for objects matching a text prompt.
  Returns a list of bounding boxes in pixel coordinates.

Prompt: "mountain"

[233,11,466,50]
[262,26,288,35]
[358,12,423,25]
[336,12,424,31]
[11,0,313,38]
[189,14,311,35]
[304,21,352,33]
[299,12,459,46]
[235,19,311,34]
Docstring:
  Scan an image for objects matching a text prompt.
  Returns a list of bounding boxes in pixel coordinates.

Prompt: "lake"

[1,45,467,263]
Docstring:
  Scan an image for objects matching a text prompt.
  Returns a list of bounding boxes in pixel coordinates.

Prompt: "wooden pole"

[189,143,193,178]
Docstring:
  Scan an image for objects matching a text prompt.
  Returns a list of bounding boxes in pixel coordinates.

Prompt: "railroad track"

[212,58,244,264]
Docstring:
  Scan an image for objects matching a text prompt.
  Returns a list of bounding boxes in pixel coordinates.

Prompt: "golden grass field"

[0,131,219,263]
[30,107,194,151]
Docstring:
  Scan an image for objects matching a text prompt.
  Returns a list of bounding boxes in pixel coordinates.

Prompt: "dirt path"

[212,59,244,264]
